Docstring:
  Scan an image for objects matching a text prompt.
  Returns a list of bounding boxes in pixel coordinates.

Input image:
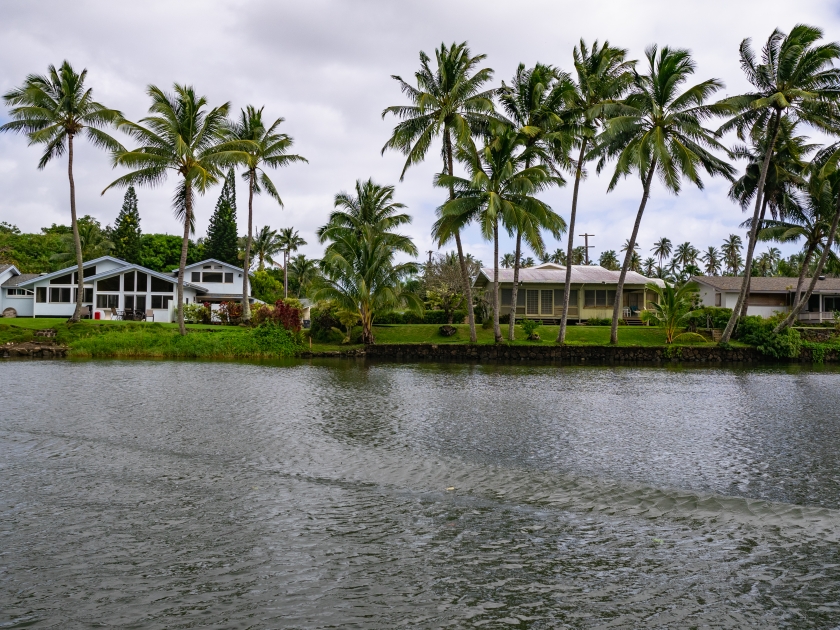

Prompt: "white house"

[0,256,252,323]
[692,275,840,322]
[474,262,665,323]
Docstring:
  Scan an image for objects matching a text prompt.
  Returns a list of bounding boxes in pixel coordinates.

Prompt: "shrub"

[250,322,303,354]
[217,301,242,325]
[183,302,211,324]
[521,319,540,340]
[252,299,302,331]
[685,307,732,331]
[310,301,343,342]
[736,316,802,358]
[585,317,625,326]
[375,309,465,325]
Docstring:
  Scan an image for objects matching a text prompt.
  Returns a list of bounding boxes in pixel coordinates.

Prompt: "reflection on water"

[2,359,840,628]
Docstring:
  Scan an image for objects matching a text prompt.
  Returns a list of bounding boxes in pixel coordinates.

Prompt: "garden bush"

[251,299,302,331]
[217,301,242,325]
[183,302,211,324]
[685,306,733,331]
[521,319,541,340]
[310,301,344,342]
[736,316,802,358]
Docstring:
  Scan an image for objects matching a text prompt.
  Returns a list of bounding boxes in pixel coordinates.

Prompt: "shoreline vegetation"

[2,318,839,363]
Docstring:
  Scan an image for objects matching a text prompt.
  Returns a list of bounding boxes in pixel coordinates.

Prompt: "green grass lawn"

[0,318,745,358]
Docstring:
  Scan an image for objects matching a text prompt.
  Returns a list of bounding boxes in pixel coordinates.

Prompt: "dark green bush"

[736,316,801,358]
[376,310,465,325]
[685,307,733,330]
[585,317,626,326]
[310,302,343,342]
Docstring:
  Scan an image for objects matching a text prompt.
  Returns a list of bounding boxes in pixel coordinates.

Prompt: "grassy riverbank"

[0,318,753,359]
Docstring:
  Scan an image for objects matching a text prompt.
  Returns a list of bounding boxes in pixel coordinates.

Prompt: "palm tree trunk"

[776,199,840,332]
[720,112,782,343]
[67,134,84,323]
[176,181,192,336]
[284,250,289,298]
[610,160,657,345]
[741,198,770,317]
[242,171,254,323]
[445,129,477,342]
[507,230,522,341]
[795,242,816,306]
[493,221,502,343]
[557,142,587,343]
[362,308,375,345]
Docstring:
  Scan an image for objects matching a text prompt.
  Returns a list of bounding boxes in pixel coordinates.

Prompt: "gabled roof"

[177,258,244,273]
[691,275,840,293]
[15,255,129,287]
[475,265,665,287]
[85,263,208,293]
[1,273,39,287]
[0,264,19,274]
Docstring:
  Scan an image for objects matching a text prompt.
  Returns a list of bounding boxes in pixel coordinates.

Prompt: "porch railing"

[797,311,838,323]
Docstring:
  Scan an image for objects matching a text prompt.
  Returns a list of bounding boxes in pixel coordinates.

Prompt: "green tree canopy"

[204,168,240,265]
[112,186,142,264]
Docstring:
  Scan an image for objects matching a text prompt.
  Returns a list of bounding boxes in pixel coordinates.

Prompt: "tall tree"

[651,237,672,270]
[701,246,722,275]
[226,105,307,323]
[434,123,562,342]
[112,186,142,263]
[721,234,743,275]
[717,25,840,343]
[382,42,496,343]
[104,84,249,334]
[204,168,240,265]
[1,60,122,321]
[594,45,734,344]
[249,225,283,271]
[277,227,307,298]
[498,63,569,339]
[288,254,320,298]
[599,250,619,270]
[557,40,635,343]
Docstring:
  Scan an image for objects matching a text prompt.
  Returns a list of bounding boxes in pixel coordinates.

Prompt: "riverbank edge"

[299,343,838,364]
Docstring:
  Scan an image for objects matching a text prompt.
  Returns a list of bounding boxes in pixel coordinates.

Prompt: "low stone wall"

[301,344,770,364]
[795,327,837,342]
[1,342,68,358]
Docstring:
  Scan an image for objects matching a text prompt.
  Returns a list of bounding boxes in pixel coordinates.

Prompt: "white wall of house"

[183,260,248,297]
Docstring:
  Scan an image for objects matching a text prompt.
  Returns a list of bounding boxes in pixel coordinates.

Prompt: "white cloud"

[1,0,837,263]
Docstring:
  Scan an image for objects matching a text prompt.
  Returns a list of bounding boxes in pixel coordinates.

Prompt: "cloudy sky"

[1,0,838,266]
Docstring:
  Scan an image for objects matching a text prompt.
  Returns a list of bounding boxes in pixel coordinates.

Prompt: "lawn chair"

[110,307,122,320]
[145,309,154,322]
[79,306,90,319]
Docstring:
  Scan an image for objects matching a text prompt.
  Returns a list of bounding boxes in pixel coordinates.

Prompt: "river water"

[2,360,840,628]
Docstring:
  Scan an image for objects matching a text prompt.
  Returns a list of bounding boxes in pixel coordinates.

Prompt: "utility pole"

[579,233,595,265]
[427,250,434,267]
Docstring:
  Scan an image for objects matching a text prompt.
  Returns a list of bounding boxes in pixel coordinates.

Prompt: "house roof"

[15,256,128,287]
[475,264,665,287]
[1,273,39,287]
[0,264,14,273]
[196,293,257,301]
[177,258,244,273]
[84,263,208,293]
[691,275,840,293]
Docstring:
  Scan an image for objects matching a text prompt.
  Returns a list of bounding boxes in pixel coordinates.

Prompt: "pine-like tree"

[112,186,142,263]
[205,168,239,265]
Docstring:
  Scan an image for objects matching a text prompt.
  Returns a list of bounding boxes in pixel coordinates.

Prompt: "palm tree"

[522,257,536,268]
[594,45,734,344]
[599,250,619,270]
[277,227,307,297]
[548,248,566,264]
[651,237,673,270]
[701,246,722,275]
[382,42,496,343]
[640,281,702,343]
[717,24,840,343]
[501,253,515,268]
[317,179,416,258]
[673,242,700,270]
[641,257,657,276]
[288,254,320,298]
[104,84,249,334]
[250,225,283,271]
[498,63,570,338]
[226,106,307,322]
[721,234,743,275]
[316,227,422,344]
[1,60,122,322]
[434,123,562,342]
[557,40,635,344]
[621,239,641,272]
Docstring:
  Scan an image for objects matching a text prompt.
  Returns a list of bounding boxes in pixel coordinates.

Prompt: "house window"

[584,290,615,307]
[6,288,32,296]
[824,296,840,312]
[97,275,120,292]
[526,290,539,315]
[50,273,72,285]
[72,267,97,283]
[36,287,47,302]
[715,293,721,307]
[224,272,233,283]
[73,288,93,303]
[501,289,512,307]
[203,272,223,283]
[553,289,578,307]
[151,295,172,309]
[124,271,135,291]
[49,287,71,303]
[541,289,553,314]
[137,273,147,292]
[96,294,119,309]
[191,272,201,282]
[151,276,174,292]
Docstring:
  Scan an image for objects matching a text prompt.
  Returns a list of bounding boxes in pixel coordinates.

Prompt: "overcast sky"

[2,0,839,266]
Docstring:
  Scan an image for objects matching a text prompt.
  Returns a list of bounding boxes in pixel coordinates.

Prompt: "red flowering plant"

[252,299,302,331]
[217,301,243,325]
